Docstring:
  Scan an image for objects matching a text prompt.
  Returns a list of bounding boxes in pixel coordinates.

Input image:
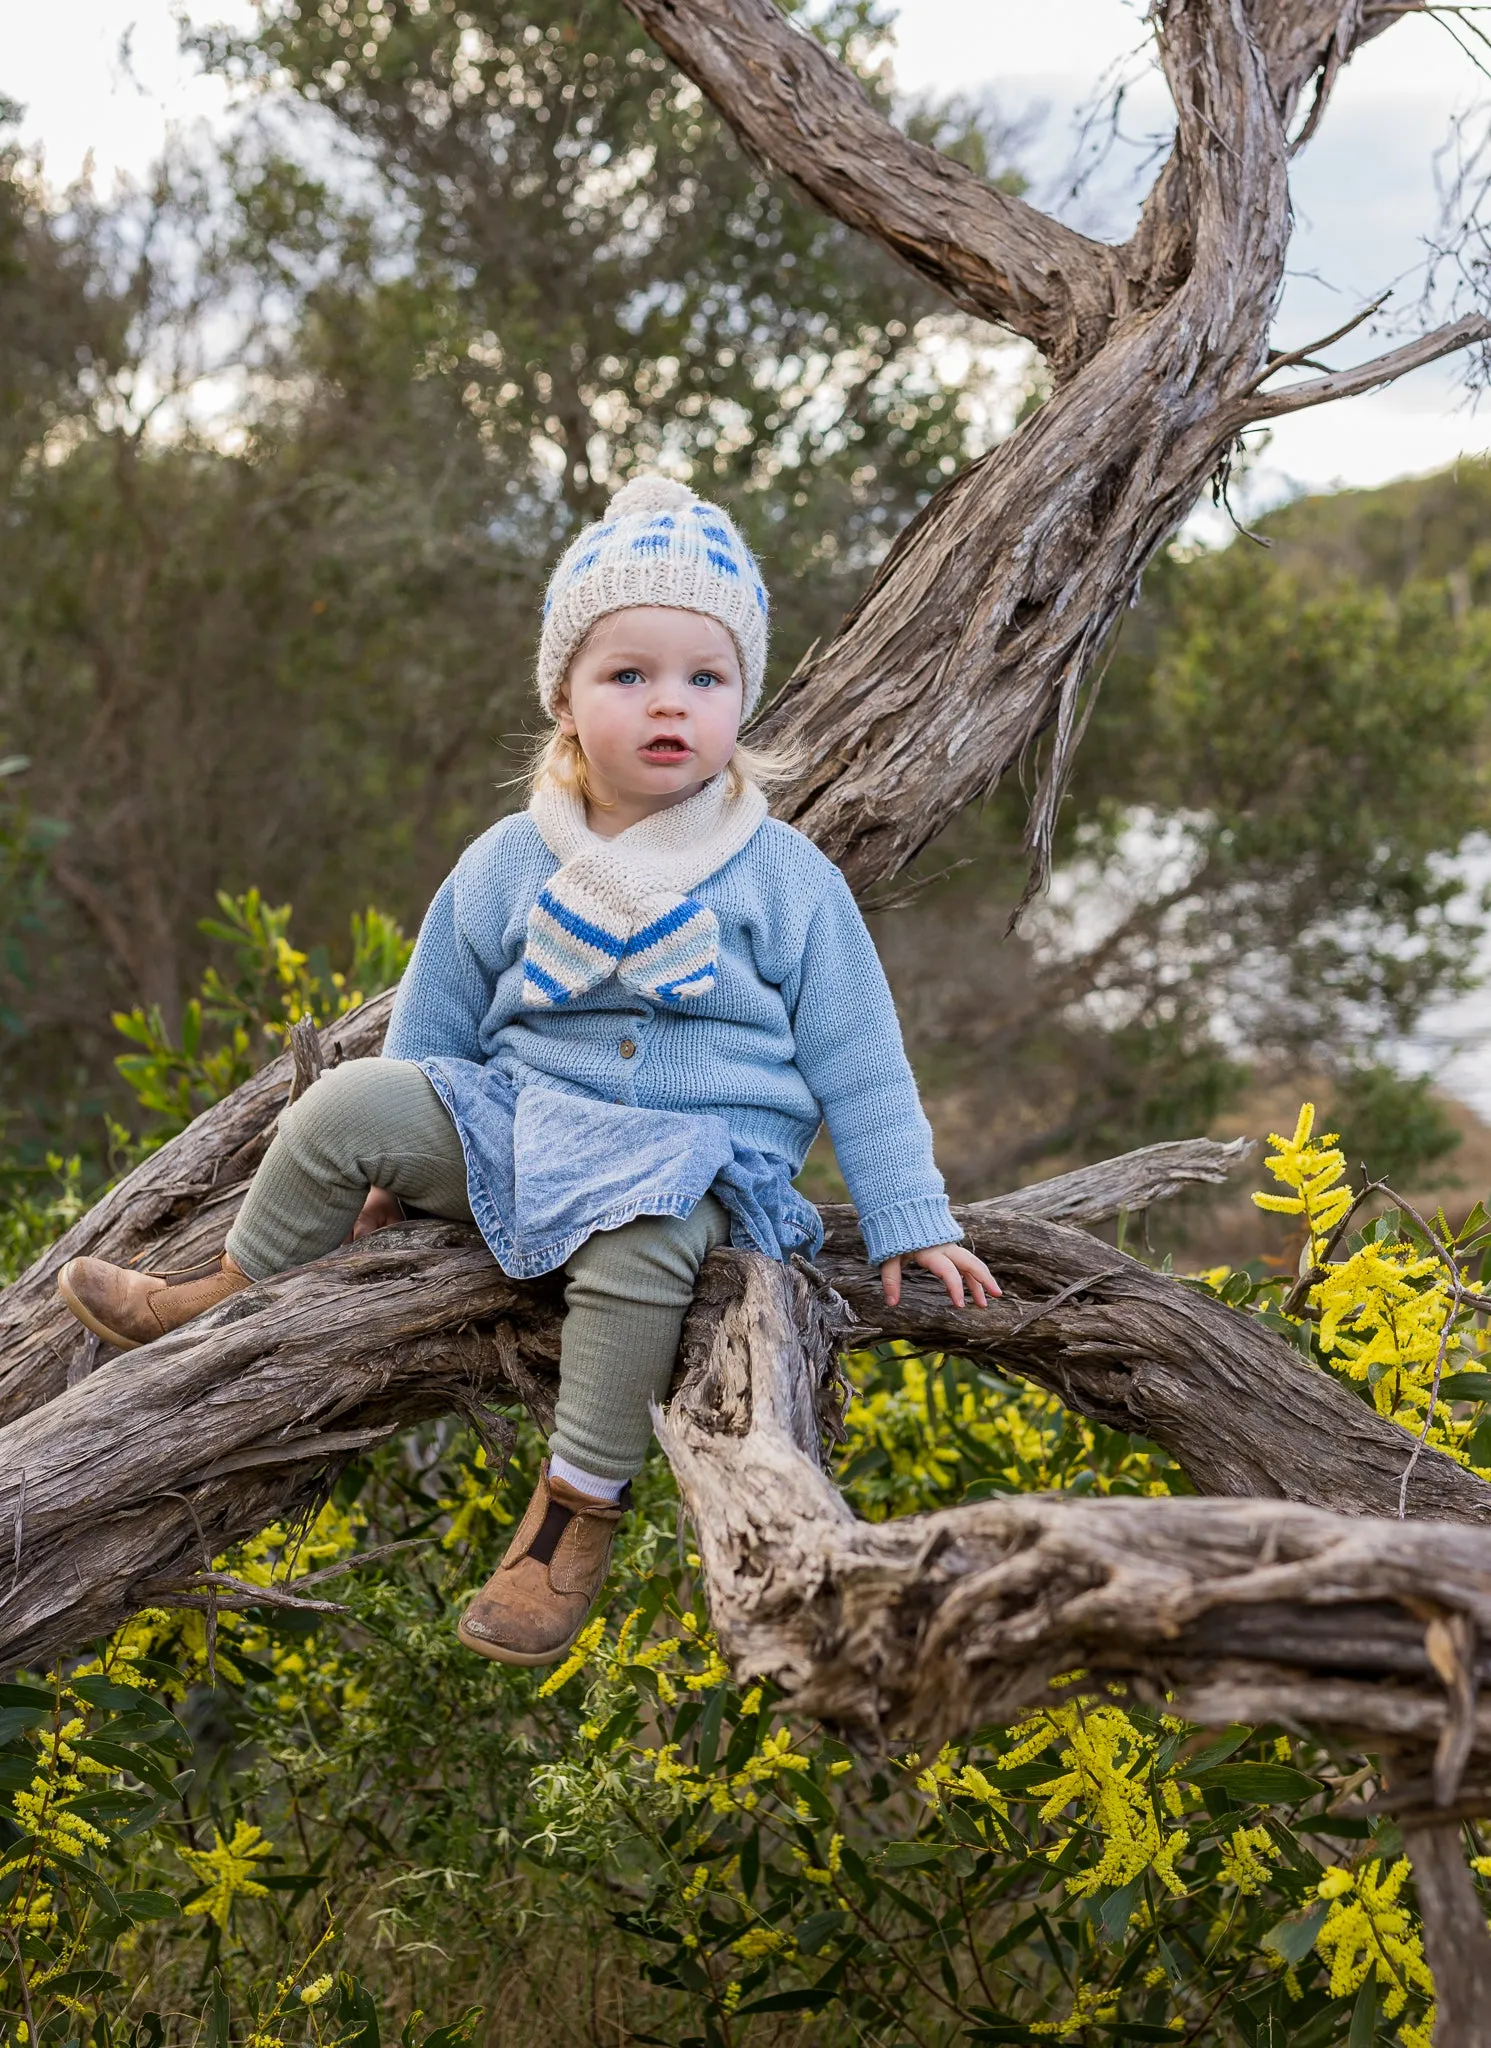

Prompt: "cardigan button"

[619,1038,637,1058]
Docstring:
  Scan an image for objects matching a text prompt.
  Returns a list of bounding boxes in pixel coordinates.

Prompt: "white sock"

[548,1454,627,1502]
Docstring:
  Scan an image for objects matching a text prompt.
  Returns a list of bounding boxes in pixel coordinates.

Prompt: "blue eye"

[614,667,644,685]
[690,669,723,689]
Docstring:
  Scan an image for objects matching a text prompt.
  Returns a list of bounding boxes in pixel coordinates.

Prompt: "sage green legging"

[226,1058,729,1482]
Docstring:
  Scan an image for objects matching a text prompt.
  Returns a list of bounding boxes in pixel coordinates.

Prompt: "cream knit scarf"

[523,773,767,1007]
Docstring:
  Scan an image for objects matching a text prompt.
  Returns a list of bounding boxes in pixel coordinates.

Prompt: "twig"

[1233,314,1491,423]
[1247,295,1392,393]
[145,1536,431,1609]
[159,1489,218,1685]
[7,1928,35,2043]
[1370,1183,1480,1521]
[1281,1173,1393,1319]
[1423,1611,1480,1805]
[1001,1268,1129,1337]
[285,1017,325,1108]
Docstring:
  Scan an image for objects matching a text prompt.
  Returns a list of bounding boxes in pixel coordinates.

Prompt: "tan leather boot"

[57,1251,252,1351]
[458,1462,627,1667]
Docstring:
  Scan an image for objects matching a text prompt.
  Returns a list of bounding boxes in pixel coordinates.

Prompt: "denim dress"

[416,1056,823,1280]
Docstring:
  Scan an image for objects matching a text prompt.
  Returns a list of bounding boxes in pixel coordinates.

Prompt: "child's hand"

[351,1185,405,1240]
[879,1243,1001,1309]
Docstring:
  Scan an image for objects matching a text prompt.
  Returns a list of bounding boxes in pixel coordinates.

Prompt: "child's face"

[558,606,744,817]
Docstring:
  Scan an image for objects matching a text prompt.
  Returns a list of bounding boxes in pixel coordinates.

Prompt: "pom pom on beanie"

[537,474,769,718]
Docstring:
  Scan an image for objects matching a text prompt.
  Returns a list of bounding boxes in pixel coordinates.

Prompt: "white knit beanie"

[537,476,769,719]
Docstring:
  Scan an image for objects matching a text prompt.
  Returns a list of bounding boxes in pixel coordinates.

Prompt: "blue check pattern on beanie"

[536,476,770,718]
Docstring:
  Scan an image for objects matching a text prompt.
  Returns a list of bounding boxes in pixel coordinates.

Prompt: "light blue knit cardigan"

[384,812,961,1265]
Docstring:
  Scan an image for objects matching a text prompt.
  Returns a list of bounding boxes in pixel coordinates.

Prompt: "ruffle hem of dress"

[417,1056,824,1279]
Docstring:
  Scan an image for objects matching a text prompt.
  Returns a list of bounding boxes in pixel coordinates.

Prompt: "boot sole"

[456,1614,586,1668]
[56,1267,144,1353]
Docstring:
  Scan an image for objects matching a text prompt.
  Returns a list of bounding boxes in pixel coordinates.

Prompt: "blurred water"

[1037,818,1491,1119]
[1401,843,1491,1122]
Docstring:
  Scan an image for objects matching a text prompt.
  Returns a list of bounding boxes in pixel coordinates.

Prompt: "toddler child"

[59,474,999,1666]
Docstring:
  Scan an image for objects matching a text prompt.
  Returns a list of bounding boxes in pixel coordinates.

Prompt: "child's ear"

[554,687,578,737]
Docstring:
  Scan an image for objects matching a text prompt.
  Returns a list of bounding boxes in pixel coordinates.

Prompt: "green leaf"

[1349,1973,1377,2048]
[112,1889,178,1924]
[795,1908,848,1955]
[880,1843,942,1869]
[72,1675,161,1713]
[1263,1901,1329,1964]
[337,1971,382,2047]
[1099,1873,1144,1944]
[0,1683,54,1711]
[794,1773,838,1827]
[1180,1725,1253,1774]
[695,1688,726,1774]
[41,1969,124,1996]
[0,1705,50,1744]
[72,1737,179,1797]
[1439,1371,1491,1402]
[410,2009,483,2048]
[737,1987,836,2016]
[722,1711,764,1779]
[1187,1762,1322,1805]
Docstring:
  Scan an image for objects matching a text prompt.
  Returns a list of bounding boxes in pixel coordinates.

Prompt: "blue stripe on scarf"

[626,898,704,956]
[522,958,574,1004]
[654,969,716,1001]
[534,889,627,958]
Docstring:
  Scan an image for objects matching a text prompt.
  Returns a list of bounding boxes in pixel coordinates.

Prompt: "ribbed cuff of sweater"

[858,1196,964,1266]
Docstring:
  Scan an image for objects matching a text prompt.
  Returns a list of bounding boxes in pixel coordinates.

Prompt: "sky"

[6,0,1491,512]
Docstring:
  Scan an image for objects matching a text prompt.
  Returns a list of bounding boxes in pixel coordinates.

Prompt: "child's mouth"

[641,737,691,760]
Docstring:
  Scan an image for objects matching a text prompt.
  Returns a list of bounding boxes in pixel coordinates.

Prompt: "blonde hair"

[528,726,799,807]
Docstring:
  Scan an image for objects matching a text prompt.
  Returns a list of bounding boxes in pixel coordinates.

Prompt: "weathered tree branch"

[0,1225,561,1673]
[815,1207,1491,1524]
[0,996,1251,1428]
[3,1153,1487,1675]
[0,993,395,1428]
[1234,313,1491,421]
[972,1134,1255,1227]
[1398,1819,1491,2045]
[617,0,1125,374]
[660,1253,1491,1754]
